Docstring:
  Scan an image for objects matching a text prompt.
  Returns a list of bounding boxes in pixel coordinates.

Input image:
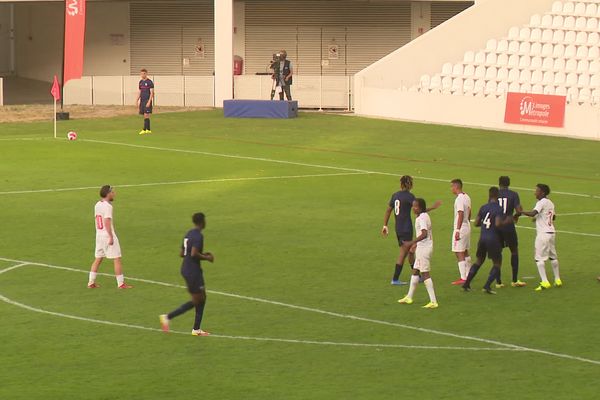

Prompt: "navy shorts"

[181,267,205,294]
[139,102,153,115]
[396,232,413,246]
[476,239,502,262]
[498,226,518,249]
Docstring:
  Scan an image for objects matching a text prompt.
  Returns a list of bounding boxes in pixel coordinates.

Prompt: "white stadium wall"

[354,0,600,140]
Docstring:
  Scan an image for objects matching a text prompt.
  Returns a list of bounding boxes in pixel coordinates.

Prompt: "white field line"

[0,263,512,352]
[1,257,599,366]
[558,211,600,216]
[81,139,600,199]
[0,172,369,196]
[0,137,53,141]
[0,263,29,274]
[516,225,600,238]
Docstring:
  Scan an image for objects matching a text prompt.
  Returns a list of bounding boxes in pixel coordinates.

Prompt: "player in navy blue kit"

[160,213,214,336]
[496,176,527,288]
[382,176,441,285]
[137,68,154,135]
[462,187,513,294]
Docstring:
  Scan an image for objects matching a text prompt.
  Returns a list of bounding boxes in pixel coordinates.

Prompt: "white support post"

[214,0,234,108]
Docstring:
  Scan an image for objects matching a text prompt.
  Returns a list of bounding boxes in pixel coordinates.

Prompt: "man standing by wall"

[273,50,293,101]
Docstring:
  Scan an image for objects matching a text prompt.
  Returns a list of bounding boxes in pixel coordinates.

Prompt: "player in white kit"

[518,184,561,291]
[87,185,133,289]
[397,198,438,309]
[450,179,472,285]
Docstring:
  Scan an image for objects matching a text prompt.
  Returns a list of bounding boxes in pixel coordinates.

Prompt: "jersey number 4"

[483,212,492,229]
[95,215,104,230]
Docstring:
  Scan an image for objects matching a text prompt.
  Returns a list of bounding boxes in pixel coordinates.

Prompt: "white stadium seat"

[590,60,600,74]
[564,16,576,28]
[508,41,520,54]
[509,81,520,92]
[586,17,598,30]
[464,64,476,77]
[575,2,586,16]
[553,30,565,43]
[463,51,475,63]
[530,14,542,27]
[576,31,588,45]
[552,1,563,13]
[565,58,578,72]
[486,39,498,52]
[542,29,553,42]
[475,51,486,64]
[567,86,579,103]
[485,53,498,66]
[508,54,520,68]
[591,89,600,104]
[555,71,567,85]
[578,74,590,87]
[532,70,544,84]
[577,59,590,73]
[429,75,442,92]
[508,68,520,82]
[554,58,567,71]
[532,84,544,94]
[520,83,532,93]
[553,44,565,57]
[485,66,497,80]
[519,27,531,40]
[588,32,600,45]
[556,86,568,96]
[452,63,464,77]
[564,44,577,58]
[519,55,531,68]
[590,74,600,87]
[463,78,475,94]
[451,78,463,94]
[587,4,598,17]
[563,2,575,14]
[566,72,579,86]
[484,81,498,96]
[519,41,531,54]
[564,31,577,44]
[420,75,431,90]
[531,28,542,41]
[497,81,509,96]
[552,15,564,28]
[497,53,509,67]
[497,39,509,53]
[474,65,486,79]
[508,26,519,39]
[542,43,554,57]
[544,85,556,95]
[541,15,553,27]
[575,16,586,29]
[530,42,543,56]
[442,76,453,93]
[520,69,532,82]
[576,46,588,58]
[474,79,485,94]
[531,56,543,69]
[497,67,509,81]
[542,57,554,70]
[579,88,592,103]
[442,62,453,76]
[543,71,555,84]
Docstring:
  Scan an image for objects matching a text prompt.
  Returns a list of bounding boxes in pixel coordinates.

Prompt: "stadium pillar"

[214,0,234,107]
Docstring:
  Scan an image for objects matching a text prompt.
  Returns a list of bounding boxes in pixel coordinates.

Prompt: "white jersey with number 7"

[533,198,555,234]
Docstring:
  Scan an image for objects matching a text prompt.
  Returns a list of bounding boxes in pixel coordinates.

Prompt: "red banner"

[63,0,87,84]
[504,92,566,128]
[50,75,61,101]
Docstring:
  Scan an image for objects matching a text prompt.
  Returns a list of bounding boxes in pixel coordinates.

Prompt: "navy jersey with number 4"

[181,229,203,270]
[139,79,154,101]
[389,191,416,235]
[478,202,504,241]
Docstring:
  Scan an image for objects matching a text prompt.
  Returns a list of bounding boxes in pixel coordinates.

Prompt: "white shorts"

[95,235,122,259]
[451,226,471,253]
[535,233,557,262]
[414,246,433,273]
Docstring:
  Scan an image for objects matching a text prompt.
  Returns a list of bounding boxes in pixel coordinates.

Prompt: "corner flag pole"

[50,75,61,139]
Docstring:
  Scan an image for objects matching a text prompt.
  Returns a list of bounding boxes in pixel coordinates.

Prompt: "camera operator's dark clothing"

[277,60,293,100]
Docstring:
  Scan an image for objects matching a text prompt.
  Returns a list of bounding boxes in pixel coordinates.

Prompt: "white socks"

[551,259,560,280]
[88,271,97,283]
[458,261,467,280]
[424,278,437,303]
[465,256,472,277]
[407,275,420,299]
[536,261,549,282]
[116,274,124,286]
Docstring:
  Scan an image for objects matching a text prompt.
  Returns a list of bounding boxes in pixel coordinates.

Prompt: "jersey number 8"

[394,200,401,216]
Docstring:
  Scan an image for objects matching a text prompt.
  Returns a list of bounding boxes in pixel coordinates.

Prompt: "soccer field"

[1,111,599,400]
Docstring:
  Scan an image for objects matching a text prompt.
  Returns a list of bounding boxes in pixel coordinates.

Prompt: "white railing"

[64,75,353,110]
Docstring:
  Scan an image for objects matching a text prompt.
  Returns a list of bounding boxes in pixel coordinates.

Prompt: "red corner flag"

[50,75,61,101]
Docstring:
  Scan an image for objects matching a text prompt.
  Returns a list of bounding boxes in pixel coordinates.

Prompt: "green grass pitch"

[1,111,599,399]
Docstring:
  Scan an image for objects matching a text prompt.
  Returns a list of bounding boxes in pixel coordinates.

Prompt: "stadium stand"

[415,1,600,105]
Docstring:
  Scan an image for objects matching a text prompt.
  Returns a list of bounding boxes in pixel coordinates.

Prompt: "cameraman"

[271,50,293,101]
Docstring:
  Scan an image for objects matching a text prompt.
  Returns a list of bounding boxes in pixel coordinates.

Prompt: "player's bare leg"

[113,257,132,289]
[88,258,103,288]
